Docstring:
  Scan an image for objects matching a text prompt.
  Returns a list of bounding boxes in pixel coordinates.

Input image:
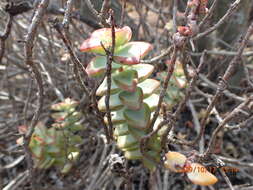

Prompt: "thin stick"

[219,168,235,190]
[149,46,178,130]
[194,0,242,40]
[105,10,116,140]
[173,50,207,117]
[23,0,49,189]
[0,13,13,63]
[186,21,253,146]
[204,96,253,156]
[198,0,219,29]
[52,20,90,96]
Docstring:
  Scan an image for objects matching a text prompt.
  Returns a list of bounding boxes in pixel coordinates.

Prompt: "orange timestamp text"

[183,165,239,173]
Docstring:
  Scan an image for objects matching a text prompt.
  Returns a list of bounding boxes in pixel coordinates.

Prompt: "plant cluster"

[80,26,165,171]
[18,98,83,173]
[80,26,190,171]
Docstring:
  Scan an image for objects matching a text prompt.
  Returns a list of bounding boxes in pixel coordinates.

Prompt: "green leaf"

[142,151,160,172]
[80,26,132,54]
[123,103,151,129]
[117,134,138,149]
[164,85,184,107]
[124,148,143,160]
[131,64,154,82]
[104,109,125,125]
[113,42,153,65]
[114,124,130,137]
[152,116,168,137]
[38,156,55,169]
[121,143,139,151]
[119,87,143,110]
[47,145,61,154]
[51,98,78,111]
[128,126,147,139]
[30,143,43,158]
[143,94,159,111]
[138,79,160,98]
[172,75,187,88]
[61,162,73,174]
[96,77,120,96]
[142,158,157,172]
[98,92,123,112]
[113,70,138,92]
[86,56,122,77]
[34,124,48,142]
[148,135,162,152]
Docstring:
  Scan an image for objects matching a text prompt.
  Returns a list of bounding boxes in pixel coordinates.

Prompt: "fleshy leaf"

[124,148,142,160]
[138,79,160,98]
[128,126,147,139]
[186,163,218,186]
[86,56,122,77]
[98,93,123,112]
[143,94,159,111]
[113,70,138,92]
[123,103,151,129]
[96,77,120,96]
[61,162,73,174]
[113,42,153,65]
[142,157,157,172]
[164,151,187,172]
[30,143,43,158]
[148,135,162,152]
[104,109,125,124]
[122,143,139,151]
[114,124,130,137]
[142,151,160,172]
[131,64,154,82]
[47,145,61,154]
[51,98,78,111]
[80,26,132,54]
[119,87,143,110]
[172,75,187,88]
[117,133,138,149]
[38,157,55,169]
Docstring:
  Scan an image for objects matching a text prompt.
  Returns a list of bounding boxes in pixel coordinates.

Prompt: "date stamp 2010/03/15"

[183,165,239,174]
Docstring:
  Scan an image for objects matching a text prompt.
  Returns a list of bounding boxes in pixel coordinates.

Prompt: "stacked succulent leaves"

[23,98,82,173]
[80,26,164,171]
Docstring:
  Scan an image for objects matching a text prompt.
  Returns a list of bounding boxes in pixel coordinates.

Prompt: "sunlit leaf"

[113,70,138,92]
[124,148,142,160]
[138,79,160,98]
[104,109,125,125]
[96,77,120,96]
[131,64,154,82]
[113,42,153,65]
[119,87,143,110]
[80,26,132,54]
[124,103,151,129]
[114,124,130,137]
[164,151,187,172]
[86,56,122,77]
[186,163,218,186]
[98,92,123,112]
[143,94,159,111]
[117,133,138,149]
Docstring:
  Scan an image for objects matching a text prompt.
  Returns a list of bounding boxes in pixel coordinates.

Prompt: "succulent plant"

[27,98,83,173]
[80,26,164,171]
